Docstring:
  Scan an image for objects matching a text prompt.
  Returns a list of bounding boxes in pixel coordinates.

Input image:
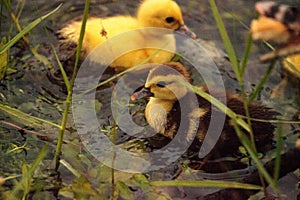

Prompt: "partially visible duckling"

[250,1,300,73]
[131,62,277,158]
[250,1,300,98]
[281,53,300,79]
[251,1,300,45]
[57,0,196,69]
[251,15,291,44]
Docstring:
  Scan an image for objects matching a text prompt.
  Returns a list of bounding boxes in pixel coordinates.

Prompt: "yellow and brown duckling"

[131,62,277,158]
[250,1,300,79]
[57,0,196,69]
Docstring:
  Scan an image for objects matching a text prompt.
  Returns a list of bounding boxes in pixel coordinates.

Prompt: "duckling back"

[58,16,175,68]
[204,93,277,157]
[57,16,139,59]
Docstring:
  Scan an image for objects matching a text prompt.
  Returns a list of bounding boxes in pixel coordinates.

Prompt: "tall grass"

[0,1,63,198]
[53,0,90,171]
[150,0,281,195]
[7,145,48,200]
[0,0,60,69]
[208,0,281,195]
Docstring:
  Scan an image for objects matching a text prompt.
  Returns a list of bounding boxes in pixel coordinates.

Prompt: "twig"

[260,45,300,63]
[0,120,78,146]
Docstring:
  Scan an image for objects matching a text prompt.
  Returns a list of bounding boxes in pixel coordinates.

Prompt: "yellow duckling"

[281,54,300,79]
[131,62,277,158]
[57,0,196,69]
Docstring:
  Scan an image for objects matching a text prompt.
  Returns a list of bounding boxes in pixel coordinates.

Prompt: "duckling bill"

[57,0,196,69]
[131,62,277,158]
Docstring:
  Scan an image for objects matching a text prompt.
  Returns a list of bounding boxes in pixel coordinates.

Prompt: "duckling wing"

[58,16,138,54]
[194,90,277,157]
[221,96,277,154]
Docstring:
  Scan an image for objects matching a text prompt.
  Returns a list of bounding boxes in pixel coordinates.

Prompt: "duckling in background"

[131,62,277,159]
[250,1,300,78]
[57,0,196,69]
[251,1,300,44]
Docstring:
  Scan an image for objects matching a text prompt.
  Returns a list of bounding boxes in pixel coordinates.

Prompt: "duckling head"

[137,0,196,38]
[131,62,192,101]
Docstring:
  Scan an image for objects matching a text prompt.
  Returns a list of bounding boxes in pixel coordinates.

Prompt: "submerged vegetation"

[0,0,299,199]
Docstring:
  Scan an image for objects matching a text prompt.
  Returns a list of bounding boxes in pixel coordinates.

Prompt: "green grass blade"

[54,0,90,170]
[150,180,262,190]
[52,44,71,91]
[28,144,48,174]
[0,103,61,129]
[0,4,62,54]
[186,84,251,133]
[0,37,8,80]
[233,125,278,193]
[283,57,300,77]
[7,144,48,200]
[209,0,241,82]
[16,0,25,19]
[240,34,252,75]
[70,0,90,85]
[249,59,275,103]
[183,82,278,192]
[60,159,81,178]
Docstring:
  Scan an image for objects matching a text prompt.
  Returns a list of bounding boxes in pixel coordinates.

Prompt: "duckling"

[251,1,300,45]
[131,62,277,158]
[251,2,300,61]
[250,1,300,98]
[57,0,196,69]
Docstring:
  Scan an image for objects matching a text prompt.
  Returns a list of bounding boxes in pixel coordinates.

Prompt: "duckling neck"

[137,25,174,39]
[136,26,176,54]
[145,97,175,133]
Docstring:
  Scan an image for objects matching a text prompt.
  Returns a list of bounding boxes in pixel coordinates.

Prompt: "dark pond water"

[1,0,300,199]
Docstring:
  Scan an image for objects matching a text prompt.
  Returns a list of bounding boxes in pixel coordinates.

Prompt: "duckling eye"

[156,81,167,88]
[165,17,175,23]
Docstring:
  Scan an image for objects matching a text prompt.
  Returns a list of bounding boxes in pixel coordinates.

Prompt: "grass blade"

[150,180,262,190]
[233,125,278,193]
[182,82,278,193]
[0,4,62,54]
[249,59,275,103]
[187,84,251,133]
[240,34,252,75]
[0,103,61,129]
[7,144,48,200]
[52,44,71,91]
[0,37,8,80]
[54,0,90,170]
[209,0,241,82]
